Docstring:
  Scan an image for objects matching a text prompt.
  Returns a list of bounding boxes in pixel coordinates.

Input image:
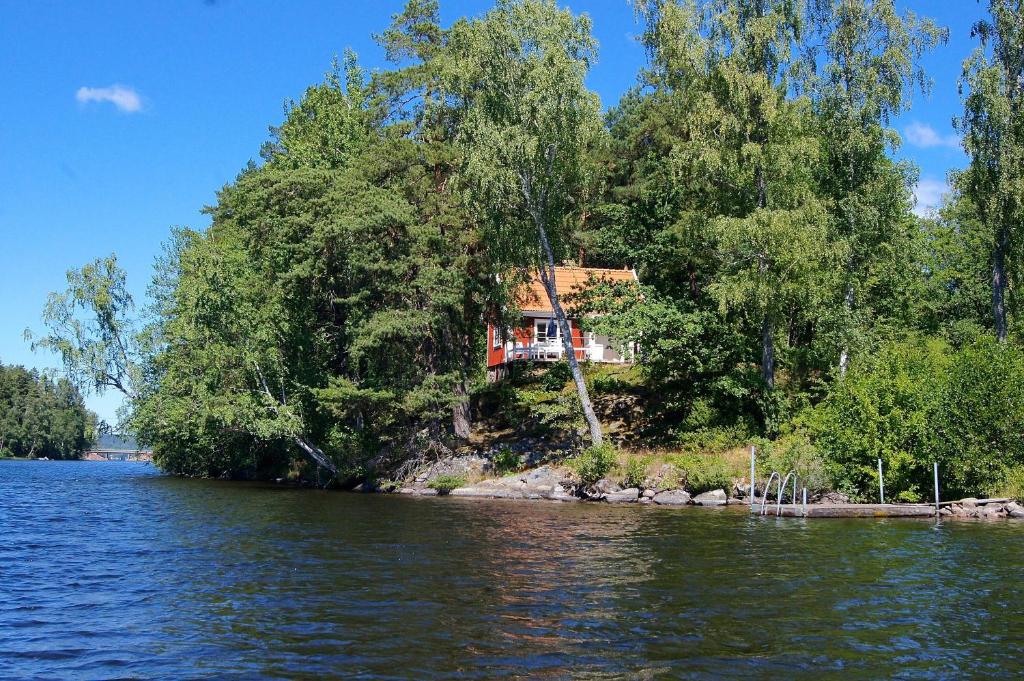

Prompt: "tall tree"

[809,0,945,372]
[955,0,1024,342]
[27,255,143,412]
[638,0,839,392]
[444,0,606,444]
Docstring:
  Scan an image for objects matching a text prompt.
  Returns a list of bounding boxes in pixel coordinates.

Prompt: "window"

[492,325,502,349]
[535,318,561,343]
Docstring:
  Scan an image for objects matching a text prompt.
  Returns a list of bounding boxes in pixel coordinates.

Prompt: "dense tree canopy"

[34,0,1024,500]
[0,364,94,459]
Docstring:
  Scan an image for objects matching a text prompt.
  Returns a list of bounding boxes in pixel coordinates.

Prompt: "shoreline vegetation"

[22,1,1024,510]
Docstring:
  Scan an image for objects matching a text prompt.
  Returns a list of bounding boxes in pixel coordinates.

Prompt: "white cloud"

[904,121,960,150]
[913,178,949,217]
[75,84,142,113]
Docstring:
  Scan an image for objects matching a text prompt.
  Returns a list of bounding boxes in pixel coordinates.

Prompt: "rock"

[653,490,691,506]
[694,489,728,506]
[450,487,522,499]
[595,478,622,494]
[939,507,953,516]
[399,487,416,495]
[1006,501,1024,518]
[638,497,653,505]
[605,488,639,503]
[522,465,563,488]
[642,489,656,498]
[733,481,751,499]
[980,504,1005,518]
[961,497,979,508]
[820,491,851,505]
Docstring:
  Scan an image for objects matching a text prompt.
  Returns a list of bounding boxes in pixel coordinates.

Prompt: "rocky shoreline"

[390,455,1024,520]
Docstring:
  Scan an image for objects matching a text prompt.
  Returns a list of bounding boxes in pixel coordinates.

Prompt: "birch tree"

[639,0,839,391]
[809,0,944,373]
[445,0,605,444]
[955,0,1024,342]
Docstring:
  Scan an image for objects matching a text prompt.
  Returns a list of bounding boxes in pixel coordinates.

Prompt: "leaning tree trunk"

[993,224,1009,343]
[536,226,603,446]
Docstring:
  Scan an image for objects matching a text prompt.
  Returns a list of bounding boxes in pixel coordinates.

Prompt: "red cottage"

[486,266,639,381]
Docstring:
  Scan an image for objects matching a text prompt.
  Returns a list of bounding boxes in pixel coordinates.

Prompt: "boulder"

[694,489,729,506]
[595,478,622,494]
[820,491,851,505]
[1006,501,1024,518]
[522,465,563,488]
[653,490,692,506]
[642,489,656,499]
[980,504,1005,518]
[605,488,639,503]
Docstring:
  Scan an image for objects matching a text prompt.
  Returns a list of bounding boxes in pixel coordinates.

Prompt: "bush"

[673,453,732,495]
[541,361,574,391]
[756,433,829,496]
[992,465,1024,501]
[428,474,466,495]
[811,336,1024,501]
[622,455,648,489]
[492,446,521,475]
[572,443,618,487]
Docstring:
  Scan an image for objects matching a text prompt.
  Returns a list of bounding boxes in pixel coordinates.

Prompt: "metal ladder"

[758,469,804,516]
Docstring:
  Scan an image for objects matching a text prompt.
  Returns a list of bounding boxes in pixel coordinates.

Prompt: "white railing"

[507,340,609,362]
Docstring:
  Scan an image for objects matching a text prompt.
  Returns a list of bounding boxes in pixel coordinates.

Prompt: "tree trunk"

[293,435,339,478]
[537,227,603,446]
[761,313,775,390]
[993,225,1009,343]
[839,280,854,376]
[452,374,472,439]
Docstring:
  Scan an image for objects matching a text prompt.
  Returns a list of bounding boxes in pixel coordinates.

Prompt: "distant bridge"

[83,449,153,462]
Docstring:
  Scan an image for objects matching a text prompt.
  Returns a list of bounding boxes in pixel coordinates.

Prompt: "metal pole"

[750,446,756,509]
[934,462,940,516]
[802,487,807,517]
[878,458,885,504]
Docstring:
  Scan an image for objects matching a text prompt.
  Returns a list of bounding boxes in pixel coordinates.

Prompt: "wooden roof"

[516,266,638,314]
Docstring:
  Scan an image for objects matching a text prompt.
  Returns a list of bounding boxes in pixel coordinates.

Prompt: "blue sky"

[0,0,985,423]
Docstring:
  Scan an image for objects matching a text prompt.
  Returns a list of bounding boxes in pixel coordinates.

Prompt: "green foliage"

[492,446,521,476]
[672,453,732,495]
[992,465,1024,501]
[540,361,573,392]
[756,433,828,495]
[27,254,143,410]
[0,364,94,459]
[622,455,648,489]
[428,474,466,495]
[811,335,1024,500]
[572,443,618,487]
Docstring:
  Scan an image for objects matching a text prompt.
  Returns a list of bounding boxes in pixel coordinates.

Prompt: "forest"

[31,0,1024,501]
[0,364,94,459]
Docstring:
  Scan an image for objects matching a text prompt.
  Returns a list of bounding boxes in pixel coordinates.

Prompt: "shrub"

[622,455,648,489]
[811,335,1024,501]
[492,446,521,475]
[428,474,466,495]
[541,361,574,391]
[572,443,618,487]
[756,433,829,495]
[673,453,732,495]
[992,465,1024,501]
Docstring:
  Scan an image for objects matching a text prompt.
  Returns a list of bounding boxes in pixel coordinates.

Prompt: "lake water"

[2,460,1024,679]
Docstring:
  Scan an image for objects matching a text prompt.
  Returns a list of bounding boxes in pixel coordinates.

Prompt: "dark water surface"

[2,461,1024,679]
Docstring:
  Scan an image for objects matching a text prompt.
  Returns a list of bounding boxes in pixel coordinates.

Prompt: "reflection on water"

[2,460,1024,679]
